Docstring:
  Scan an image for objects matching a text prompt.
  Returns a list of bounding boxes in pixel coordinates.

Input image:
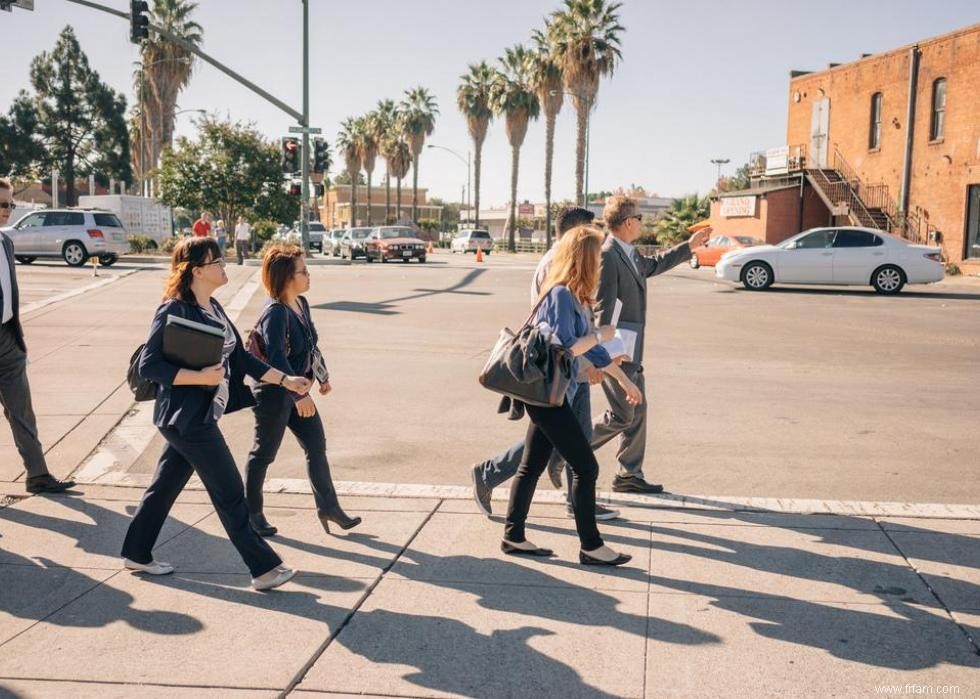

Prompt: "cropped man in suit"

[0,178,75,493]
[589,194,709,493]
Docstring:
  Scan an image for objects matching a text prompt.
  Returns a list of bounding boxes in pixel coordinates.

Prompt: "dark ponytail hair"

[162,237,221,303]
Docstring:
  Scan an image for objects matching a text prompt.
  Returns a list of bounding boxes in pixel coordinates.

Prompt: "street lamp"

[710,158,730,183]
[426,144,471,225]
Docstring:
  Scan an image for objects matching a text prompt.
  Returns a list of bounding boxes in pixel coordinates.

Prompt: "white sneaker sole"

[566,510,620,521]
[252,567,298,591]
[123,559,175,576]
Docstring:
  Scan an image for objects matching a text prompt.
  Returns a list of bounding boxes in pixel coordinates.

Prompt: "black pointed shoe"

[25,474,76,494]
[249,513,278,537]
[501,540,554,557]
[318,506,362,534]
[611,474,664,494]
[579,550,632,567]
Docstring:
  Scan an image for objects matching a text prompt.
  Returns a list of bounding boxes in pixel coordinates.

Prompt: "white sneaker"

[124,558,175,576]
[251,566,297,591]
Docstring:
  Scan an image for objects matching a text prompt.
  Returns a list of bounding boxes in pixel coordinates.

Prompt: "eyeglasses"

[628,214,643,223]
[0,202,16,210]
[200,258,226,268]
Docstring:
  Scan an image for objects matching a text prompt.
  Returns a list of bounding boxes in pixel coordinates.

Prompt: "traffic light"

[281,137,300,174]
[312,138,329,174]
[130,1,149,44]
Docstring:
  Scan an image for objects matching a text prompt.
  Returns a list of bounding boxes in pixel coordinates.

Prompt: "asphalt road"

[125,252,980,504]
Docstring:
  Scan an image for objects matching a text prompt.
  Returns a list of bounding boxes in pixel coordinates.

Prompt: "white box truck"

[77,195,173,248]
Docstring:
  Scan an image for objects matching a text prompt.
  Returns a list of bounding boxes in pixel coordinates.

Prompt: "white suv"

[1,209,129,267]
[451,229,494,254]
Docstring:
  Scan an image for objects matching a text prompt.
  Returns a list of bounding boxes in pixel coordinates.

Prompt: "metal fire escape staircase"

[804,147,894,232]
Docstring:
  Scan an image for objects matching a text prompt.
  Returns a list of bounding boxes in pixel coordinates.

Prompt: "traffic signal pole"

[300,0,310,254]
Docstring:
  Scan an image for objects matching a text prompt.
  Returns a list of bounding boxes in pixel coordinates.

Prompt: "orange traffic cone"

[475,247,484,263]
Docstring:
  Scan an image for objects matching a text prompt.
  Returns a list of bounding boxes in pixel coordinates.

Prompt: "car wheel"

[418,257,426,263]
[14,256,36,265]
[690,253,700,269]
[872,265,905,294]
[63,241,89,267]
[741,261,773,291]
[99,254,118,267]
[484,249,491,256]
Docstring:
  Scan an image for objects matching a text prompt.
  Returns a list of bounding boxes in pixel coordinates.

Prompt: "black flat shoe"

[579,550,632,566]
[249,513,278,537]
[612,474,664,494]
[318,507,362,534]
[25,474,76,494]
[501,540,554,557]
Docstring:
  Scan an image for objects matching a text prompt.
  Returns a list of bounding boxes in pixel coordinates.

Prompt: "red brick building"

[710,23,980,272]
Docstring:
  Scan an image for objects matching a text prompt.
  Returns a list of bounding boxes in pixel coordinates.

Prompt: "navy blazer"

[139,297,271,434]
[256,296,318,380]
[1,233,26,352]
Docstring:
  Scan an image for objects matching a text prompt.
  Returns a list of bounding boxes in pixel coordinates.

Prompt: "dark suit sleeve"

[640,241,692,278]
[258,304,298,377]
[139,301,184,386]
[595,247,619,326]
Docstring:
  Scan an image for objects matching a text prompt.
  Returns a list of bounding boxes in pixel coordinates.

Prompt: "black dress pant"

[0,324,48,478]
[245,385,338,515]
[505,398,603,551]
[121,423,282,578]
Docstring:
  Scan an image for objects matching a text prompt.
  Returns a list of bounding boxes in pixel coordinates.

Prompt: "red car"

[365,226,428,263]
[690,234,764,268]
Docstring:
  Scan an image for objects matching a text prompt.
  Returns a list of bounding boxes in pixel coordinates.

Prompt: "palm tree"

[549,0,623,204]
[374,99,398,223]
[529,25,564,246]
[456,61,497,231]
[384,133,412,223]
[360,112,383,226]
[655,194,710,245]
[141,0,203,170]
[399,86,439,224]
[491,45,541,253]
[337,118,363,227]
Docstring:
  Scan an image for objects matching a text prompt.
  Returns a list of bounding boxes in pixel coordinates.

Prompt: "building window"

[868,92,882,150]
[930,78,946,141]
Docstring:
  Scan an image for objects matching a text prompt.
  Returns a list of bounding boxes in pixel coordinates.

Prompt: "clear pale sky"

[2,1,977,206]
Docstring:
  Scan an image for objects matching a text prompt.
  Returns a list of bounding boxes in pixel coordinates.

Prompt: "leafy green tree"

[333,171,366,185]
[428,196,461,231]
[15,26,131,204]
[491,45,540,252]
[655,194,709,245]
[714,160,752,193]
[0,94,42,178]
[157,117,297,229]
[550,0,624,204]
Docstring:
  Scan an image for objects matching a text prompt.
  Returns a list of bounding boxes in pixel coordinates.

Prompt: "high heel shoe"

[579,550,632,567]
[249,512,277,537]
[318,506,362,534]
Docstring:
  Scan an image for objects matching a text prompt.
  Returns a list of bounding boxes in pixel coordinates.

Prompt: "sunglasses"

[628,214,643,223]
[0,202,16,210]
[199,258,226,268]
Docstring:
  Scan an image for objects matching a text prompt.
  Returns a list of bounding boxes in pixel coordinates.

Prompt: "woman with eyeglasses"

[244,243,361,538]
[121,237,312,591]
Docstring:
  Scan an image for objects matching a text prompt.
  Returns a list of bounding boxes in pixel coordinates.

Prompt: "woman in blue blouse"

[503,225,642,566]
[122,237,312,591]
[244,244,360,538]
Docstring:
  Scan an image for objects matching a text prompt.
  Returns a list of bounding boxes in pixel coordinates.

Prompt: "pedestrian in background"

[122,236,312,591]
[235,216,251,265]
[215,219,227,258]
[192,211,211,238]
[0,177,75,494]
[244,243,361,538]
[502,224,640,567]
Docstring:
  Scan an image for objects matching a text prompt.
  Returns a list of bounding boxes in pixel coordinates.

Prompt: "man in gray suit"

[0,177,75,493]
[587,194,709,493]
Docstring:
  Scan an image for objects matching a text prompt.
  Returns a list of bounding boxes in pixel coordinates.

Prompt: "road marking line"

[21,268,141,317]
[69,473,980,519]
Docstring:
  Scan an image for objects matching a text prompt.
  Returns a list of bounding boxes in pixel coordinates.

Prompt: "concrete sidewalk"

[1,484,977,698]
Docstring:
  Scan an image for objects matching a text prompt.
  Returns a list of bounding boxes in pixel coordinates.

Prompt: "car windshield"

[735,236,762,245]
[332,230,346,238]
[379,228,417,239]
[351,229,372,239]
[309,223,325,232]
[777,232,810,249]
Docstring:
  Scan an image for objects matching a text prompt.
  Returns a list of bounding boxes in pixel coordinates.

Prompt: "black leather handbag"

[478,297,574,408]
[127,344,158,402]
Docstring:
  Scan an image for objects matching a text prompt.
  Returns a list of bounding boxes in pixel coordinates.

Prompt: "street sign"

[288,126,322,134]
[1,0,35,10]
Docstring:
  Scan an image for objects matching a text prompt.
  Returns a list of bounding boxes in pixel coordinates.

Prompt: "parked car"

[690,234,764,268]
[339,227,373,260]
[451,229,493,254]
[327,228,347,256]
[365,226,427,263]
[714,226,944,294]
[1,208,129,267]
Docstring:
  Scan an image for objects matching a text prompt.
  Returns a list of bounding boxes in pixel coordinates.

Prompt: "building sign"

[720,196,757,217]
[518,203,535,216]
[765,146,790,175]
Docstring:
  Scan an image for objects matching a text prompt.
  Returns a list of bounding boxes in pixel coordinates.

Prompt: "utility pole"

[300,0,310,253]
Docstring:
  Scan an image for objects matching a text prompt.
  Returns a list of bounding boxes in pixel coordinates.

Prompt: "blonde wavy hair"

[539,225,605,306]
